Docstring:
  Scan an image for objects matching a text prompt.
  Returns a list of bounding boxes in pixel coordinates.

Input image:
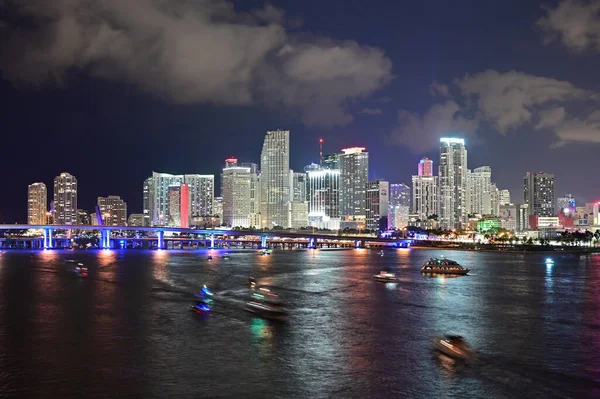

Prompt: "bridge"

[0,224,412,250]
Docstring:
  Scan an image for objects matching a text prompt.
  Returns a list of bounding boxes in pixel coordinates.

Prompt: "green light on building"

[477,219,500,232]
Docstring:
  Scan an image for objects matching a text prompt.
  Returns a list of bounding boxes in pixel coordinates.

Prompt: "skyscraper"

[143,177,153,226]
[27,182,47,225]
[366,180,389,231]
[222,159,252,228]
[150,172,184,226]
[322,153,340,170]
[339,147,369,227]
[167,184,189,228]
[184,174,214,217]
[524,172,555,217]
[290,171,307,202]
[306,167,341,230]
[418,157,433,177]
[389,183,410,229]
[98,195,127,226]
[438,138,467,229]
[260,129,290,228]
[412,175,438,220]
[557,193,575,216]
[54,172,78,225]
[241,162,261,228]
[498,189,511,206]
[467,166,493,215]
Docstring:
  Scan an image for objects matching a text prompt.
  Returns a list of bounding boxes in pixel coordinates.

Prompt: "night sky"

[1,0,599,222]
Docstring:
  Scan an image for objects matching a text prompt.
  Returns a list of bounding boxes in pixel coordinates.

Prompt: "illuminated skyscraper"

[366,180,389,231]
[27,182,47,225]
[524,172,555,217]
[322,153,340,170]
[389,183,410,229]
[98,196,127,226]
[339,147,369,226]
[439,138,467,229]
[143,177,152,226]
[128,214,144,226]
[307,167,341,230]
[412,175,438,220]
[290,171,307,202]
[53,172,78,225]
[260,129,290,228]
[184,174,214,217]
[467,166,493,215]
[241,162,261,228]
[222,159,252,228]
[418,157,433,177]
[167,184,189,228]
[557,193,575,216]
[498,189,511,206]
[150,172,184,226]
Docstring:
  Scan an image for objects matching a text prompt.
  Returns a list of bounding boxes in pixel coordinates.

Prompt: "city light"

[440,137,465,145]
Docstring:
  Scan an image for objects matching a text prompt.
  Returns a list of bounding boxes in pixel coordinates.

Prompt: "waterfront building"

[499,203,529,232]
[167,184,189,228]
[260,129,290,228]
[128,214,144,226]
[241,162,261,228]
[290,171,307,202]
[184,175,214,218]
[76,209,90,225]
[213,197,223,222]
[54,172,78,225]
[467,166,494,215]
[143,177,152,226]
[366,179,389,232]
[498,189,511,206]
[222,159,252,228]
[439,138,468,229]
[523,172,555,217]
[288,201,309,229]
[389,183,411,229]
[557,194,576,216]
[306,167,341,230]
[418,157,433,177]
[412,175,438,221]
[98,195,127,226]
[27,182,47,225]
[339,147,369,228]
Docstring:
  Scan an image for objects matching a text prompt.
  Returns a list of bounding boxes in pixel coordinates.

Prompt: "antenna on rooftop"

[319,138,323,167]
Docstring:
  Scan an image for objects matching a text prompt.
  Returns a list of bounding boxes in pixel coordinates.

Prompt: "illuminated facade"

[53,172,78,225]
[366,180,389,231]
[439,138,467,229]
[185,174,214,217]
[412,175,438,220]
[128,214,144,226]
[557,194,575,216]
[389,183,410,229]
[288,201,309,229]
[290,171,307,202]
[143,177,152,226]
[97,196,127,226]
[167,184,189,228]
[222,160,252,228]
[322,153,340,170]
[418,157,433,177]
[307,168,340,230]
[27,182,47,225]
[339,147,369,221]
[523,172,555,217]
[467,166,493,215]
[260,129,290,228]
[498,189,511,206]
[76,209,90,225]
[213,197,223,222]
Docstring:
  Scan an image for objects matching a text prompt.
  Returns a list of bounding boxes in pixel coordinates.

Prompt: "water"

[1,248,599,398]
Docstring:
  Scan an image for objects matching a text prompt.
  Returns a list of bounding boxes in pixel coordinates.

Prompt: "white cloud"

[360,108,383,115]
[537,0,600,52]
[0,0,392,128]
[429,81,450,97]
[536,106,566,129]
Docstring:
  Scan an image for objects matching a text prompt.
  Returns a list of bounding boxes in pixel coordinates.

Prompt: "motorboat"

[207,255,213,260]
[421,258,470,275]
[245,291,288,321]
[374,271,397,282]
[189,301,211,314]
[194,285,213,301]
[433,335,474,361]
[260,249,272,256]
[246,278,257,288]
[74,263,88,278]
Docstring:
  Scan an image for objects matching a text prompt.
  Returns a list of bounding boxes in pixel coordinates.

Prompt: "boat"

[246,278,257,288]
[74,263,88,278]
[245,291,288,321]
[189,301,211,314]
[433,335,474,361]
[207,255,213,260]
[374,270,397,282]
[421,258,470,275]
[260,249,272,256]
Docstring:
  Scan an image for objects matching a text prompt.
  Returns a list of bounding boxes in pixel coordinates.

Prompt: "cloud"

[360,108,383,115]
[389,70,598,152]
[0,0,392,128]
[537,0,600,52]
[429,81,450,97]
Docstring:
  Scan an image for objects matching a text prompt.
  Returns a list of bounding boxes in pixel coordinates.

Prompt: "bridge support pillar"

[43,228,54,249]
[102,229,112,249]
[157,231,164,249]
[210,234,215,249]
[260,235,267,249]
[309,238,317,249]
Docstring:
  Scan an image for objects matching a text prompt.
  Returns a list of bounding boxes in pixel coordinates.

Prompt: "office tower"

[260,129,290,228]
[27,182,47,225]
[222,159,252,228]
[439,138,467,229]
[418,157,433,177]
[128,214,144,226]
[184,174,214,217]
[524,172,555,217]
[98,196,128,226]
[149,172,184,226]
[290,171,307,202]
[306,167,341,230]
[166,184,189,228]
[143,177,153,226]
[54,172,78,225]
[241,162,261,228]
[366,180,390,231]
[389,183,410,229]
[412,175,438,220]
[498,189,511,206]
[557,194,575,216]
[322,153,340,170]
[288,201,309,229]
[213,197,223,222]
[500,203,529,232]
[339,147,369,227]
[76,209,90,225]
[468,166,493,215]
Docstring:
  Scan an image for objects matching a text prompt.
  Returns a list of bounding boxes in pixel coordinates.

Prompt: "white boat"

[433,335,474,361]
[245,291,288,321]
[374,271,397,282]
[421,258,470,275]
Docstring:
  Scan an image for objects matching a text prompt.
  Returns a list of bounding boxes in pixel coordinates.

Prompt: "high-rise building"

[213,197,223,223]
[98,195,127,226]
[166,184,189,228]
[339,147,369,227]
[524,172,555,217]
[128,214,144,226]
[439,138,467,229]
[27,182,47,225]
[184,175,214,218]
[366,180,389,232]
[288,201,309,229]
[322,153,340,170]
[498,189,511,206]
[557,194,576,216]
[149,172,184,226]
[241,162,261,228]
[412,175,438,220]
[222,159,252,228]
[418,157,433,177]
[143,177,153,227]
[307,167,341,230]
[76,209,90,225]
[290,171,307,202]
[500,203,529,232]
[467,166,493,215]
[260,129,290,228]
[54,172,78,225]
[389,183,411,229]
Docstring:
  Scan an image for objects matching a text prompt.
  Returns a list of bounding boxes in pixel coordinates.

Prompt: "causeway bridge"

[0,224,412,250]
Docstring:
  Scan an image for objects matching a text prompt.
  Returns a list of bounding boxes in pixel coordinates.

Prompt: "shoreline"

[407,245,600,255]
